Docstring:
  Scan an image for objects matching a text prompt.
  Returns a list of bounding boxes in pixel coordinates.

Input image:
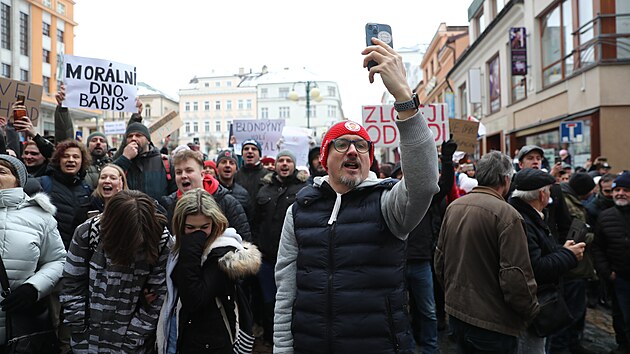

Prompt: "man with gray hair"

[435,151,540,354]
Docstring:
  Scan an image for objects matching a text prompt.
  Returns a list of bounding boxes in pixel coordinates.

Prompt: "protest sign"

[279,126,313,167]
[103,121,127,135]
[362,103,449,147]
[0,77,43,126]
[449,119,479,154]
[149,111,183,142]
[232,119,285,157]
[62,55,137,112]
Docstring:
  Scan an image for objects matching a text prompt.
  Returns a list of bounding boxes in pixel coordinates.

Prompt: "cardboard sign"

[232,119,285,157]
[449,119,479,154]
[62,54,137,112]
[103,120,127,135]
[0,77,43,126]
[278,126,313,167]
[361,103,449,148]
[149,111,183,142]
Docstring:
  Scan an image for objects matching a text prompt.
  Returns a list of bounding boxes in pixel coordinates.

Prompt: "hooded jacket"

[114,145,177,201]
[157,228,261,354]
[0,189,66,344]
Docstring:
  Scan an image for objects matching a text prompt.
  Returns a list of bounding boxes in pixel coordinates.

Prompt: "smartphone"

[12,95,27,123]
[365,23,393,70]
[554,156,562,164]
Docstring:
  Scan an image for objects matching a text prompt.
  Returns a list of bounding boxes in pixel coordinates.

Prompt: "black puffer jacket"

[509,197,578,286]
[37,167,92,249]
[592,205,630,280]
[253,170,307,263]
[221,182,253,222]
[234,163,269,202]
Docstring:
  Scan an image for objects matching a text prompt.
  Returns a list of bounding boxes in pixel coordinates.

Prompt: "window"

[204,82,209,87]
[215,121,221,132]
[42,22,50,36]
[493,0,505,18]
[328,86,336,97]
[204,101,209,110]
[577,0,595,66]
[511,76,526,103]
[226,100,232,110]
[57,2,66,15]
[540,0,573,87]
[327,105,336,117]
[43,49,51,63]
[260,88,268,99]
[215,101,221,110]
[261,107,268,119]
[193,102,198,111]
[19,13,28,56]
[238,100,243,110]
[215,81,220,87]
[145,104,151,117]
[1,63,10,77]
[41,76,50,93]
[185,102,190,111]
[185,122,191,133]
[246,99,252,109]
[204,121,210,132]
[1,4,9,50]
[226,81,232,87]
[487,54,501,114]
[279,87,290,98]
[279,106,290,119]
[20,69,28,81]
[193,122,198,133]
[459,84,468,118]
[308,105,316,118]
[474,10,486,37]
[226,120,231,132]
[43,0,51,7]
[57,29,64,43]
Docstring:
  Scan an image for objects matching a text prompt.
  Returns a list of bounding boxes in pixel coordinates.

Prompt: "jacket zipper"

[386,297,400,352]
[327,222,335,354]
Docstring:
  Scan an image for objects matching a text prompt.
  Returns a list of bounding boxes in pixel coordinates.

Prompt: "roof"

[137,82,178,102]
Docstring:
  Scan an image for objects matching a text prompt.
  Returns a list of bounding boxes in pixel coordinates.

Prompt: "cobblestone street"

[253,304,617,354]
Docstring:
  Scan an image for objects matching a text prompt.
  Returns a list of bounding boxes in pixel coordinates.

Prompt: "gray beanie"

[0,154,27,187]
[125,123,151,141]
[86,131,108,145]
[276,149,296,163]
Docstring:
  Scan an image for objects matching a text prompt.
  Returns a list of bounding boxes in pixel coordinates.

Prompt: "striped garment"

[60,216,170,353]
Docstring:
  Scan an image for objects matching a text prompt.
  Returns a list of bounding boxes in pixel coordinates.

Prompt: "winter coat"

[274,110,440,353]
[585,193,615,223]
[0,188,66,344]
[435,186,540,337]
[84,156,113,190]
[161,179,252,242]
[509,197,578,286]
[157,228,261,354]
[37,167,92,249]
[592,205,630,280]
[60,216,170,353]
[220,181,253,222]
[114,145,177,201]
[234,163,269,202]
[561,183,597,280]
[254,171,307,263]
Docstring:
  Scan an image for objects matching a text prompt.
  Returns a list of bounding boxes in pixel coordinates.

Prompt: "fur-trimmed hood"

[0,188,57,215]
[201,228,261,279]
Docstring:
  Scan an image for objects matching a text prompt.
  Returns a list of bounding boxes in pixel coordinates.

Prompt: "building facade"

[1,0,95,137]
[448,0,630,171]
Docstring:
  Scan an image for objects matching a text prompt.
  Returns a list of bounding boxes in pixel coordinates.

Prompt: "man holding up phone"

[273,36,439,353]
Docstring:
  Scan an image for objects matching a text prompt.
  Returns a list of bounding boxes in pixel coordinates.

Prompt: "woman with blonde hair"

[158,188,260,354]
[61,190,170,353]
[90,164,128,212]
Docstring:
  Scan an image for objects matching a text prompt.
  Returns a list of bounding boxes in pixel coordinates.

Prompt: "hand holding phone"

[365,23,393,70]
[12,95,27,124]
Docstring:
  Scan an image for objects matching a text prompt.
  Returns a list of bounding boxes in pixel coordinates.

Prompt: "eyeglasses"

[331,138,371,154]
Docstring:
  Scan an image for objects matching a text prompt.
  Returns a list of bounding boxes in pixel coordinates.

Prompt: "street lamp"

[288,81,323,129]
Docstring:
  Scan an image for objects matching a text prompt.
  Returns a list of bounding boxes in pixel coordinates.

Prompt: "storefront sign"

[510,27,527,76]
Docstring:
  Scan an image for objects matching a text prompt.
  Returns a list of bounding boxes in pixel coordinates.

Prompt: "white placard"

[279,126,312,167]
[103,121,127,135]
[232,119,285,157]
[62,54,137,112]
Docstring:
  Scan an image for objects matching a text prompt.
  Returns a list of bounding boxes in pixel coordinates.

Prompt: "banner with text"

[448,118,479,154]
[103,121,127,135]
[0,77,43,126]
[362,104,449,148]
[232,119,285,157]
[62,55,137,112]
[278,126,313,167]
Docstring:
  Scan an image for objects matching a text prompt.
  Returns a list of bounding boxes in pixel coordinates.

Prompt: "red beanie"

[320,121,374,171]
[203,160,218,176]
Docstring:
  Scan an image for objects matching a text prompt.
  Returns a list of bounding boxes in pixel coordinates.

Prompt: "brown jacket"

[435,186,540,337]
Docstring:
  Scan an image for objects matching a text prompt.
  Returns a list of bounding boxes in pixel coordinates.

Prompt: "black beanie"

[569,172,596,196]
[125,123,151,142]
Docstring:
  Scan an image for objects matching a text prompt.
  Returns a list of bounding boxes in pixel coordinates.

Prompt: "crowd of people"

[0,37,628,354]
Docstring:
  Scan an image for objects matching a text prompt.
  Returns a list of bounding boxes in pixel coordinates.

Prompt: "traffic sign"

[560,121,583,143]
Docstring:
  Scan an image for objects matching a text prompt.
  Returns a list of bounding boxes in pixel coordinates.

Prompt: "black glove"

[1,283,38,313]
[441,139,458,161]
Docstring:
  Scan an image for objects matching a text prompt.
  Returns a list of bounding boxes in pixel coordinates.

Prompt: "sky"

[73,0,472,120]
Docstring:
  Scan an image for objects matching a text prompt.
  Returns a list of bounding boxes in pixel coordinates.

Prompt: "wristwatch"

[394,93,420,112]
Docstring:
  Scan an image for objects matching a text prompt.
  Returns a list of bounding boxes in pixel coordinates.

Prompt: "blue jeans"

[406,260,439,354]
[257,260,277,303]
[614,275,630,342]
[450,316,517,354]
